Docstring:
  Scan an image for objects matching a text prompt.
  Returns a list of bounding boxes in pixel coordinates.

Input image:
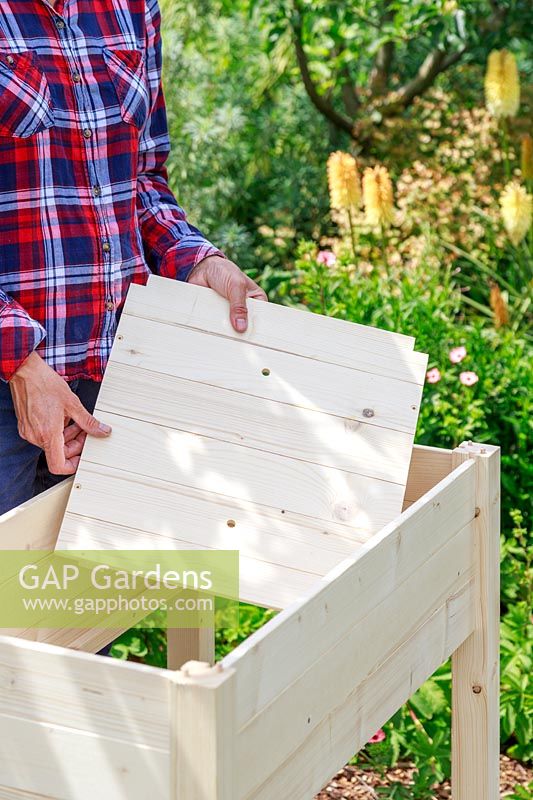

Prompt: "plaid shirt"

[0,0,225,383]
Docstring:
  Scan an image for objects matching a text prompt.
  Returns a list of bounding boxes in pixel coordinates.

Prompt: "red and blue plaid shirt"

[0,0,225,382]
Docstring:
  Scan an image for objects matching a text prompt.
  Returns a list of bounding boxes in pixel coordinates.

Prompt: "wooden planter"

[0,440,499,800]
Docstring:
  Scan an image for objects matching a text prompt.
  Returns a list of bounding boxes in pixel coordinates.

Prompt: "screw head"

[472,685,482,694]
[362,408,375,418]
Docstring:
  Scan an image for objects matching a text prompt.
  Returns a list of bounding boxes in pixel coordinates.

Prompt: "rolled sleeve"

[0,290,47,382]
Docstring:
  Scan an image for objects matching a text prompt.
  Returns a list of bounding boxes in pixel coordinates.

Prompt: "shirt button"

[6,55,15,67]
[55,17,66,29]
[106,301,114,312]
[83,128,93,139]
[72,71,81,83]
[92,184,102,197]
[102,240,111,253]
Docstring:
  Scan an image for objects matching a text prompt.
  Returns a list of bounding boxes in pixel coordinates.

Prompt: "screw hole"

[262,368,270,376]
[117,334,123,341]
[227,519,236,528]
[74,483,81,490]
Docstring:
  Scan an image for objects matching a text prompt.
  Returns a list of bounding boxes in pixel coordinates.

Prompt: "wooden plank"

[0,635,169,749]
[0,714,167,800]
[99,363,414,484]
[68,413,405,532]
[0,480,72,551]
[451,442,500,800]
[0,636,170,800]
[167,627,215,670]
[133,276,420,371]
[112,314,424,434]
[170,663,236,800]
[240,588,473,800]
[57,280,427,613]
[59,513,333,609]
[403,444,453,508]
[237,522,475,797]
[223,460,476,728]
[0,785,57,799]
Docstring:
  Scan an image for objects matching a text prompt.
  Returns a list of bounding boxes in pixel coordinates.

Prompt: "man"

[0,0,266,515]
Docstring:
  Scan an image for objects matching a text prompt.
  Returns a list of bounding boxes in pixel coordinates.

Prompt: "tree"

[248,1,532,149]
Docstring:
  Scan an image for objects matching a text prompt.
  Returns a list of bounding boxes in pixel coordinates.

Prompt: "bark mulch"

[315,755,532,799]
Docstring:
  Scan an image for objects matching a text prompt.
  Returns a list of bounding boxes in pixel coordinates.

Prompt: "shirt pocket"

[103,47,150,129]
[0,50,54,138]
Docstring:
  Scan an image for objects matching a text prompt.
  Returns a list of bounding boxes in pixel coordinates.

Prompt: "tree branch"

[290,13,354,136]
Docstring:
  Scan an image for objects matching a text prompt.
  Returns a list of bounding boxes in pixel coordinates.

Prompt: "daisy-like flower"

[484,50,520,119]
[362,165,394,228]
[460,371,479,386]
[426,368,441,384]
[316,250,337,267]
[500,181,533,246]
[368,729,386,744]
[327,151,361,212]
[449,346,467,364]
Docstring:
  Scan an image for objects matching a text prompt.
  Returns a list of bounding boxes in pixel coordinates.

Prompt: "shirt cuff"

[157,236,227,283]
[0,299,47,382]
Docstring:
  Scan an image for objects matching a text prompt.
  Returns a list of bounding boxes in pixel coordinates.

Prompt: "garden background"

[112,1,532,797]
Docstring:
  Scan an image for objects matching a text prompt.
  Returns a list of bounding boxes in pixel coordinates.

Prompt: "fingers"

[69,398,112,437]
[246,278,267,302]
[63,422,83,443]
[227,277,249,333]
[45,429,74,475]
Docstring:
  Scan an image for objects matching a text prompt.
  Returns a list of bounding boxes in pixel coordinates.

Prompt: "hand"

[9,352,112,475]
[187,255,267,332]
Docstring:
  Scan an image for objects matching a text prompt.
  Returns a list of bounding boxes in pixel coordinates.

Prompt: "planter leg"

[451,442,500,800]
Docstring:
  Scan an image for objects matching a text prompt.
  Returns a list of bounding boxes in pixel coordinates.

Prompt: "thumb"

[69,399,112,437]
[227,278,248,333]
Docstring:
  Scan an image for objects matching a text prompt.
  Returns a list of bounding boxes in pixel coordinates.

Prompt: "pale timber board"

[70,413,405,531]
[403,444,453,508]
[99,363,414,484]
[0,480,72,551]
[236,522,474,796]
[0,786,57,799]
[59,513,335,609]
[0,635,169,749]
[223,460,476,728]
[241,588,473,800]
[129,276,421,376]
[0,714,167,800]
[0,483,124,654]
[112,314,424,435]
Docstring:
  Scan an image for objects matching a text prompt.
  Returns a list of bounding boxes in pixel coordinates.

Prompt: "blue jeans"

[0,378,101,515]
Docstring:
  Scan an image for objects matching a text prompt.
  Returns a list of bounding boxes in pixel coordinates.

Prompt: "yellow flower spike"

[489,282,509,328]
[362,165,394,228]
[327,151,361,212]
[484,50,520,119]
[499,181,532,246]
[521,133,533,180]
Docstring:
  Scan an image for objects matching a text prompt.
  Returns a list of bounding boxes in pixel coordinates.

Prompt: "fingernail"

[235,317,247,332]
[99,423,112,434]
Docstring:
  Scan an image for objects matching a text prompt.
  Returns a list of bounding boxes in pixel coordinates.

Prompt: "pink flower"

[316,250,337,267]
[460,371,479,386]
[368,729,386,744]
[449,346,467,364]
[426,368,441,384]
